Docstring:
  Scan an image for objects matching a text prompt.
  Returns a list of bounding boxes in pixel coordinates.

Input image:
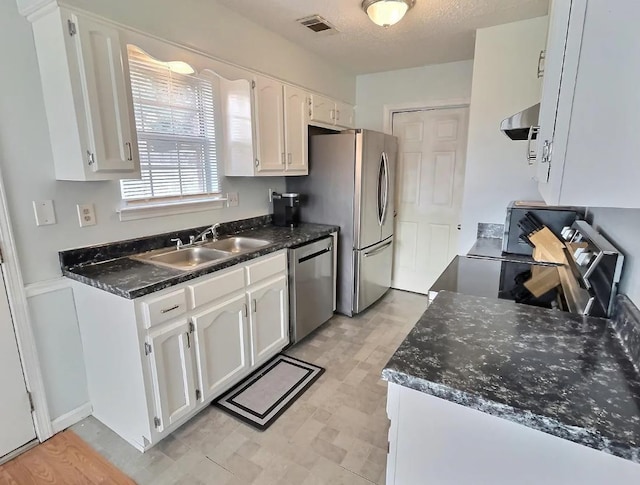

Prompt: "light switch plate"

[227,192,239,207]
[77,204,96,227]
[32,200,56,226]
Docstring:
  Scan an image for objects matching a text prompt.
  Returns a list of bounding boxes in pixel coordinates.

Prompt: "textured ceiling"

[214,0,549,74]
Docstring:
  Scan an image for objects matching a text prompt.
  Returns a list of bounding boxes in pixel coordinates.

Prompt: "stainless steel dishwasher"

[289,236,334,343]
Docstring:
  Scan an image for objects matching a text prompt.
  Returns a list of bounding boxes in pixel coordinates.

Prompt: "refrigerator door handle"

[363,239,393,257]
[376,153,384,226]
[381,152,390,225]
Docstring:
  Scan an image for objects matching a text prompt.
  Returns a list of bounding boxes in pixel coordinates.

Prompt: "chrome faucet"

[191,223,222,245]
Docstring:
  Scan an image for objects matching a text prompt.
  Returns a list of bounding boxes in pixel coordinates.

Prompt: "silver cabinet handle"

[330,109,335,121]
[541,140,552,164]
[243,303,248,318]
[125,142,133,161]
[186,331,191,348]
[364,240,393,258]
[526,126,539,165]
[160,304,180,314]
[281,153,286,165]
[252,299,257,313]
[537,50,546,78]
[287,153,292,165]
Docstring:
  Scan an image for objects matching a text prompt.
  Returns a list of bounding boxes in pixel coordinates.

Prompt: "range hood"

[500,103,540,140]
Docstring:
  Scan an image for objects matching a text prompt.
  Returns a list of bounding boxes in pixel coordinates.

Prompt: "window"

[121,46,220,203]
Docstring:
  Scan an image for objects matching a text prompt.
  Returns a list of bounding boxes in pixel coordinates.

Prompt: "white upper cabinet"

[335,101,356,129]
[283,85,309,174]
[254,76,287,174]
[230,75,310,176]
[31,8,140,181]
[310,94,355,129]
[536,0,640,208]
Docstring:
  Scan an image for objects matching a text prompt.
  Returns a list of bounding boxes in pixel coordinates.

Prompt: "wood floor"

[0,430,134,485]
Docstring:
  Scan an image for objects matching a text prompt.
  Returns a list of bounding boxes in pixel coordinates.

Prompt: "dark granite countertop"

[382,291,640,463]
[61,218,338,299]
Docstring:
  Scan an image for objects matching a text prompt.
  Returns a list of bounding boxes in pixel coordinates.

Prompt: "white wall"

[355,60,474,132]
[2,0,355,421]
[459,17,548,253]
[590,208,640,307]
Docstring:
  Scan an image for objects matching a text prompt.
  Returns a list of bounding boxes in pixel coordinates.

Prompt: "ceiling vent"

[297,15,338,34]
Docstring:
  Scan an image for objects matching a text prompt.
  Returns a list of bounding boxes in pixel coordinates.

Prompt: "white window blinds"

[121,46,220,201]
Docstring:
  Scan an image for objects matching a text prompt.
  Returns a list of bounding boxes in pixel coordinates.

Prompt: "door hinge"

[67,20,77,36]
[251,80,256,89]
[195,389,201,400]
[144,342,152,355]
[188,320,194,333]
[153,416,161,429]
[255,159,260,167]
[27,391,35,412]
[87,151,95,166]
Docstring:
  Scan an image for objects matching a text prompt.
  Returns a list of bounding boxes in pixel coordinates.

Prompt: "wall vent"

[297,15,337,33]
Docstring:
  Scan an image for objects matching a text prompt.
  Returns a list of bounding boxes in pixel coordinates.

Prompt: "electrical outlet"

[77,204,96,227]
[227,192,239,207]
[32,200,56,226]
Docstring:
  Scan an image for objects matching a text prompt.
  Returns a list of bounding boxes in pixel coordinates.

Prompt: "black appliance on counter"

[503,201,585,256]
[272,192,301,228]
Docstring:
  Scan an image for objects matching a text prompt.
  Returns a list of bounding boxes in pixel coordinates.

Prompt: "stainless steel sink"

[204,236,271,254]
[134,247,232,271]
[132,236,272,271]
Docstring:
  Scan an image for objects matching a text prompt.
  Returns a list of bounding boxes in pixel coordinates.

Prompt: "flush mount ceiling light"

[362,0,415,28]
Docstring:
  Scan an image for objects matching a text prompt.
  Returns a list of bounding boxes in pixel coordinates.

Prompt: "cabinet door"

[247,276,289,368]
[254,76,285,173]
[536,0,573,192]
[72,14,139,174]
[147,319,197,432]
[192,295,250,401]
[335,101,355,129]
[283,85,309,174]
[310,94,336,126]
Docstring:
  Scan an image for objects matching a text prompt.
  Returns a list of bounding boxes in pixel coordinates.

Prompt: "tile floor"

[72,289,429,484]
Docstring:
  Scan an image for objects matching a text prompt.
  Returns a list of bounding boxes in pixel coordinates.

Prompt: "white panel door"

[72,14,139,173]
[147,319,197,432]
[391,108,469,293]
[247,276,289,368]
[0,276,35,458]
[254,76,285,173]
[283,85,309,174]
[192,294,250,401]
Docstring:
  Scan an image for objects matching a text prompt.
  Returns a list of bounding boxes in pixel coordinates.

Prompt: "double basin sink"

[133,237,272,271]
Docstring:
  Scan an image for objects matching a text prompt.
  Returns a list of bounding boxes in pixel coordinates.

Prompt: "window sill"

[118,196,227,222]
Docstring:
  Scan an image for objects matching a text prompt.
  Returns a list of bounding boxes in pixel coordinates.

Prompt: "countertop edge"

[381,368,640,463]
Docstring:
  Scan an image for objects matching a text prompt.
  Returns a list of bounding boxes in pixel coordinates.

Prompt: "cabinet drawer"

[246,252,287,285]
[142,289,188,329]
[189,268,245,309]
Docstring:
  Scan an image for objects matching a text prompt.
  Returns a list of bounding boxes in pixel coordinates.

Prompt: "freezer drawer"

[354,237,393,314]
[289,237,335,343]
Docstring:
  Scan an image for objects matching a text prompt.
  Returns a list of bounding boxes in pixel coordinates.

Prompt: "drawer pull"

[160,304,180,314]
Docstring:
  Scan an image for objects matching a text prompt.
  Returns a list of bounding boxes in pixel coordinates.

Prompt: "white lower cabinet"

[192,294,250,401]
[248,276,289,367]
[72,250,289,451]
[147,319,197,432]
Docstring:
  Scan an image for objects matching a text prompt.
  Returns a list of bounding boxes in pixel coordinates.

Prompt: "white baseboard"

[24,277,71,298]
[51,402,93,434]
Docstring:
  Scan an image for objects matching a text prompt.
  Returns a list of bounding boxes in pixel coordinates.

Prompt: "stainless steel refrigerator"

[287,129,396,316]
